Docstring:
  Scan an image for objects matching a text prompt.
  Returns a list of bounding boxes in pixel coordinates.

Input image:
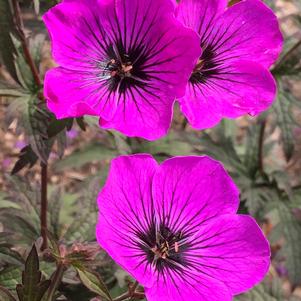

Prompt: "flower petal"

[176,0,227,41]
[180,60,276,129]
[186,214,270,295]
[152,156,239,235]
[203,0,283,68]
[44,67,118,120]
[99,88,174,140]
[43,0,106,71]
[96,154,158,287]
[145,269,232,301]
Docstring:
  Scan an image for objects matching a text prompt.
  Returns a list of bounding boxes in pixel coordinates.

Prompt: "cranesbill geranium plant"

[175,0,283,129]
[43,0,201,140]
[96,154,270,301]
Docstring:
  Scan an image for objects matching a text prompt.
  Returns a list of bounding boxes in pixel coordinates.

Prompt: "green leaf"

[0,285,17,301]
[75,267,112,301]
[16,245,51,301]
[0,245,24,266]
[0,267,21,290]
[26,97,54,163]
[0,80,26,97]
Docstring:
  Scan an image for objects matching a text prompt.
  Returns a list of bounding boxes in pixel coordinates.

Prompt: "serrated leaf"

[26,97,54,163]
[273,81,299,161]
[0,245,24,266]
[269,202,301,286]
[16,245,51,301]
[75,267,112,301]
[0,285,17,301]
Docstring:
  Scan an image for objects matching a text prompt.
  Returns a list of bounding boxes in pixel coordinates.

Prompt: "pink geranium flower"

[43,0,201,140]
[96,154,270,301]
[175,0,283,129]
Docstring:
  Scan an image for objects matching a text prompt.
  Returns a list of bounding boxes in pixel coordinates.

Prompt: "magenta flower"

[96,154,270,301]
[175,0,283,129]
[43,0,201,140]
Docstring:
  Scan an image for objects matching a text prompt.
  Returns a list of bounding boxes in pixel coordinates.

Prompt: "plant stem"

[12,0,48,249]
[113,292,145,301]
[113,281,144,301]
[11,0,42,87]
[45,263,65,301]
[41,163,48,250]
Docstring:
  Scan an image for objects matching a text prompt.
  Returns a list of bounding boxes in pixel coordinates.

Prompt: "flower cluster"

[43,0,282,300]
[96,155,270,301]
[43,0,282,140]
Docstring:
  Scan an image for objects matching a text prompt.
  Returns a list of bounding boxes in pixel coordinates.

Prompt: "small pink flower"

[96,154,270,301]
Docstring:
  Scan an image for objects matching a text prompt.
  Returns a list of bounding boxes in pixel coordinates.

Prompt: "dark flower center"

[104,58,134,79]
[137,222,190,273]
[189,44,219,85]
[101,40,150,93]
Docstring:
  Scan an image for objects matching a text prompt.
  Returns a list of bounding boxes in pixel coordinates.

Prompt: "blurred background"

[0,0,301,300]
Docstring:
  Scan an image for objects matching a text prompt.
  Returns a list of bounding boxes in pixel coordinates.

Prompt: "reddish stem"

[41,163,48,250]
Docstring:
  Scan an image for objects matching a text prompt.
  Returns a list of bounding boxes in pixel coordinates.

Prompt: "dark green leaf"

[16,245,51,301]
[75,267,112,301]
[11,145,39,175]
[47,118,73,138]
[76,117,86,131]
